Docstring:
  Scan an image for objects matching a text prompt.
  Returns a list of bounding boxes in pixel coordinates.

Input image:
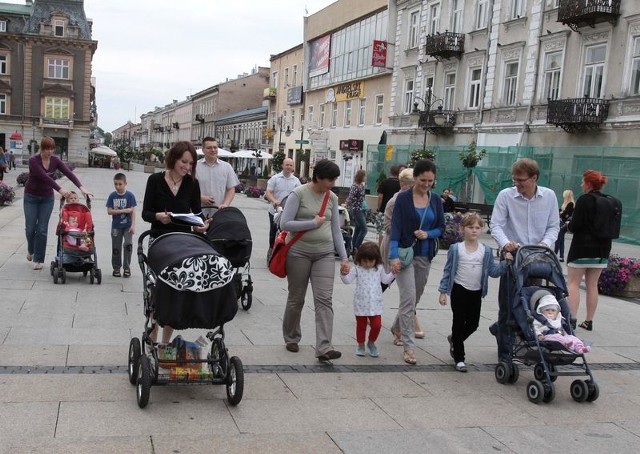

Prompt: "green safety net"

[366,144,640,245]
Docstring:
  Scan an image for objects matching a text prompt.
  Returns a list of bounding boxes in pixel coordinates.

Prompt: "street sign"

[295,140,310,144]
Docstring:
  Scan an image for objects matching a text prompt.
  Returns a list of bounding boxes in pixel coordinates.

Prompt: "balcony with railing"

[424,31,465,61]
[418,106,457,134]
[263,87,277,99]
[546,96,609,132]
[557,0,620,31]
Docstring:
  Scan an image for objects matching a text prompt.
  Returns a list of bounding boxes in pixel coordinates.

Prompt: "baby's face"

[68,194,79,204]
[68,216,78,227]
[542,308,558,319]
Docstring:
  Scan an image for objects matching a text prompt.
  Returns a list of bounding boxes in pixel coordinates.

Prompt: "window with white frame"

[375,95,384,124]
[444,72,456,110]
[511,0,525,20]
[272,71,278,88]
[0,55,6,74]
[319,104,325,128]
[429,3,440,35]
[54,19,64,37]
[293,65,298,86]
[554,0,560,8]
[468,68,482,108]
[476,0,489,29]
[631,37,640,95]
[408,10,420,48]
[291,109,295,130]
[543,50,563,101]
[359,99,366,125]
[45,96,70,119]
[47,58,70,79]
[0,93,6,114]
[0,20,6,32]
[582,44,606,98]
[307,105,314,125]
[503,61,519,105]
[331,102,338,127]
[345,100,352,126]
[452,0,463,34]
[403,79,414,114]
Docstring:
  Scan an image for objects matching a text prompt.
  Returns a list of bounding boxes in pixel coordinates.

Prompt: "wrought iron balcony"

[424,31,464,61]
[557,0,620,31]
[263,87,277,99]
[418,106,457,134]
[546,97,609,132]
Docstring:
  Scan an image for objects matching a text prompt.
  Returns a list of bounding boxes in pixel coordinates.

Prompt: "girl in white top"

[438,213,510,372]
[341,241,395,357]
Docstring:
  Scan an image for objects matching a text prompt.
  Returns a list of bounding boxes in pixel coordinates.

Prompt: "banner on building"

[339,139,364,152]
[335,81,364,102]
[287,86,304,105]
[309,35,331,78]
[372,40,388,68]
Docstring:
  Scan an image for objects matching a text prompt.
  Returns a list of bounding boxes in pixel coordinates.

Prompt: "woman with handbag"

[554,189,574,262]
[346,169,368,254]
[279,159,350,362]
[388,160,445,365]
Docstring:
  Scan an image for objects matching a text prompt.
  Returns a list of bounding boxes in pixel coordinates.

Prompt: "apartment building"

[0,0,97,164]
[304,0,394,186]
[390,0,640,149]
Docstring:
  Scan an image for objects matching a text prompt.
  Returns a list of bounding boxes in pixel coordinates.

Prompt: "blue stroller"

[491,245,599,404]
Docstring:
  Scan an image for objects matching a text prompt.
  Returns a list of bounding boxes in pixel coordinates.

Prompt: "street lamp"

[413,84,446,151]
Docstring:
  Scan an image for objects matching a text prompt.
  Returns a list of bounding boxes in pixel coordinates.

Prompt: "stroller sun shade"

[148,232,234,292]
[206,207,253,267]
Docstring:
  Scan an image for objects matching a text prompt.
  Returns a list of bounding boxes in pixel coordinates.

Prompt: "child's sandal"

[123,269,131,278]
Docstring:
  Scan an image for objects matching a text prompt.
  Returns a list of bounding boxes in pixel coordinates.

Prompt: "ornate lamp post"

[413,84,446,151]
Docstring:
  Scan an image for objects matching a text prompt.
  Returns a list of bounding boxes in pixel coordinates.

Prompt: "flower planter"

[610,275,640,298]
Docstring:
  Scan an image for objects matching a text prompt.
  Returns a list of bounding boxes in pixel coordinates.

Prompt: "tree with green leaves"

[271,151,286,173]
[409,148,435,167]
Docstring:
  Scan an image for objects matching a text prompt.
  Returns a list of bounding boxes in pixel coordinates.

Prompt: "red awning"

[9,132,22,140]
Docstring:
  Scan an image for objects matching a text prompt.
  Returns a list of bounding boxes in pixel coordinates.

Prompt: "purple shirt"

[25,155,82,198]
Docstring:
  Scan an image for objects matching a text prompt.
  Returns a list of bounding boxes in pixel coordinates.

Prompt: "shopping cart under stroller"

[491,245,599,404]
[206,207,254,310]
[128,230,244,408]
[49,196,102,284]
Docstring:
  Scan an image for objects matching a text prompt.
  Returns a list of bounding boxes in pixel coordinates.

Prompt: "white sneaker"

[455,361,467,372]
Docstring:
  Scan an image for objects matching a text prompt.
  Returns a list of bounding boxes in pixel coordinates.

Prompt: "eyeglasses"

[512,176,532,183]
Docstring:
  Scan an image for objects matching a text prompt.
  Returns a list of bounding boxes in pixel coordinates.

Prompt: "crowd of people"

[16,139,611,369]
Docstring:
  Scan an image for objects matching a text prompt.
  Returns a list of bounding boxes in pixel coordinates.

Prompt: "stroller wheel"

[534,363,545,381]
[507,363,519,384]
[53,267,59,284]
[494,362,510,384]
[240,288,252,311]
[226,356,244,406]
[585,380,599,402]
[542,382,556,403]
[128,338,142,385]
[210,338,228,379]
[60,268,66,284]
[50,261,56,276]
[570,379,589,403]
[526,380,544,404]
[95,269,102,285]
[89,268,95,284]
[136,356,152,408]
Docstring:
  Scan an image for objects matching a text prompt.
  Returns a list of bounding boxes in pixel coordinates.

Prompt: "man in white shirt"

[490,158,559,364]
[265,158,300,260]
[195,137,239,218]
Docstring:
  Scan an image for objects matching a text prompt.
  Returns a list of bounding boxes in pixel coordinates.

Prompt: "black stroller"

[50,196,102,284]
[206,207,254,310]
[128,230,244,408]
[491,245,599,404]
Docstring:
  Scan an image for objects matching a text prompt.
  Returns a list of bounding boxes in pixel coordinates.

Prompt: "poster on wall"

[372,40,387,68]
[309,35,331,78]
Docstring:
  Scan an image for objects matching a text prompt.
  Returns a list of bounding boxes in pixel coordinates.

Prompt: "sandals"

[391,329,402,346]
[26,253,33,262]
[414,331,425,339]
[112,270,121,277]
[579,320,593,331]
[123,269,131,278]
[403,350,417,365]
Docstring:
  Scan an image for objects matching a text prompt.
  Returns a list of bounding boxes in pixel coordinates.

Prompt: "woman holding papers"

[142,141,209,344]
[142,141,208,239]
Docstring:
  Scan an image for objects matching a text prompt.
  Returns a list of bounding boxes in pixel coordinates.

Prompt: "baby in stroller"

[60,191,93,252]
[534,294,590,353]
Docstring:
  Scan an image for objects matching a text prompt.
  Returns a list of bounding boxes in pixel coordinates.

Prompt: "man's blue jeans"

[24,193,55,263]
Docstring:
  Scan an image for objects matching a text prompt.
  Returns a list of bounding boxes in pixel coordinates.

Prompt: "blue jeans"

[349,209,367,250]
[24,193,55,263]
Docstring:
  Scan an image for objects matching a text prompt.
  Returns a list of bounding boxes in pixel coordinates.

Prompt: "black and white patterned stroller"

[491,245,599,404]
[206,207,254,310]
[128,230,244,408]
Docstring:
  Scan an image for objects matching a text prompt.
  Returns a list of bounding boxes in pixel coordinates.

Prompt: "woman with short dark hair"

[279,159,350,362]
[23,136,93,270]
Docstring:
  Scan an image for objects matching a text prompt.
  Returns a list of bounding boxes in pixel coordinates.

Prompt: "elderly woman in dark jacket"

[388,160,445,365]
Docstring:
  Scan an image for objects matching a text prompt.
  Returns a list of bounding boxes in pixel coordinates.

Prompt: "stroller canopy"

[206,207,252,267]
[148,232,234,292]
